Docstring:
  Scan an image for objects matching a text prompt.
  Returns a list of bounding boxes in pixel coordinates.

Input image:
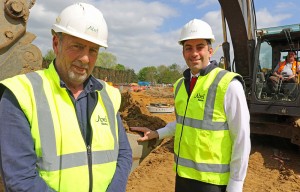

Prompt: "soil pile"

[120,91,167,133]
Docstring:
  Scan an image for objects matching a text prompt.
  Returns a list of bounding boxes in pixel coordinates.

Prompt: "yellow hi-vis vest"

[1,63,121,191]
[173,68,242,185]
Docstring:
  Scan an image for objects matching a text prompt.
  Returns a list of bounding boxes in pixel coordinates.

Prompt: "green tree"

[156,65,168,83]
[128,69,138,82]
[138,66,157,82]
[168,63,182,82]
[115,64,126,70]
[156,63,183,84]
[96,52,117,68]
[43,50,55,63]
[43,50,56,68]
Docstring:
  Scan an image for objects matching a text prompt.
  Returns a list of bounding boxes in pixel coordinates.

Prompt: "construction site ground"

[124,87,300,192]
[0,87,300,191]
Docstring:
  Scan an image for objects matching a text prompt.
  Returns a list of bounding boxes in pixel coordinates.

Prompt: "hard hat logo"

[87,26,99,33]
[52,3,108,48]
[86,26,99,38]
[178,19,215,45]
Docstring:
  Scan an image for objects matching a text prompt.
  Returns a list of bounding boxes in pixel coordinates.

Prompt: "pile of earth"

[119,91,167,133]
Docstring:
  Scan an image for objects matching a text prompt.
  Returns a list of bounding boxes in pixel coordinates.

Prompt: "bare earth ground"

[125,87,300,192]
[0,87,299,191]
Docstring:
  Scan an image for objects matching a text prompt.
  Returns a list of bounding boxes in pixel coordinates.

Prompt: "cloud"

[255,8,291,28]
[179,0,196,4]
[96,0,177,34]
[94,0,181,70]
[25,1,297,73]
[27,0,91,52]
[275,2,295,10]
[27,0,183,71]
[197,0,218,9]
[202,11,225,61]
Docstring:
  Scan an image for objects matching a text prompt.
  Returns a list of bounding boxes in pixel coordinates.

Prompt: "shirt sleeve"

[157,121,176,139]
[106,113,132,192]
[0,88,55,192]
[224,79,251,192]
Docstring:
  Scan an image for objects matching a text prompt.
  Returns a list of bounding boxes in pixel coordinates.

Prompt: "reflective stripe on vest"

[174,70,229,173]
[26,72,118,171]
[174,154,230,173]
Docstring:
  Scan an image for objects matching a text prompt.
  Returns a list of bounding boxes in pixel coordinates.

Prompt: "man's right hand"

[130,127,159,142]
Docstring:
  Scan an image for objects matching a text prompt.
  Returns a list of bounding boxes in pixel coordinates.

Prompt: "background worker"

[268,51,299,94]
[0,3,132,192]
[131,19,250,192]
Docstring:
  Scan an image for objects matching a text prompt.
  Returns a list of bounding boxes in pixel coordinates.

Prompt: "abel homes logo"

[96,115,108,125]
[85,25,99,37]
[87,25,98,33]
[194,93,205,101]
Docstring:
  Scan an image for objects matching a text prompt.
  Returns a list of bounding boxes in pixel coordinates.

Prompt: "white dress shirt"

[157,79,251,192]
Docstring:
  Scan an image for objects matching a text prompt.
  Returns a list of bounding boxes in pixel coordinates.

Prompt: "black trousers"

[175,174,226,192]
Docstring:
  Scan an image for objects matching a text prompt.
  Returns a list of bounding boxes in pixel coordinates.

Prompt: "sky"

[26,0,300,72]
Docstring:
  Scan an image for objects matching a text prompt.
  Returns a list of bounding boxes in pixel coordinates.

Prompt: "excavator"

[0,0,299,176]
[218,0,300,147]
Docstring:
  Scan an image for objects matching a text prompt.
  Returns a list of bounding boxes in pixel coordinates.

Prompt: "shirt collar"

[183,60,218,80]
[190,61,212,78]
[190,72,199,78]
[59,76,94,93]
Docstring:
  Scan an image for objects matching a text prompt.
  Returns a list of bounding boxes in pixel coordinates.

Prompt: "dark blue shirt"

[0,76,132,192]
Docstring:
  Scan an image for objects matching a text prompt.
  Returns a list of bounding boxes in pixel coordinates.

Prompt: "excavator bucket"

[127,133,162,172]
[0,0,42,81]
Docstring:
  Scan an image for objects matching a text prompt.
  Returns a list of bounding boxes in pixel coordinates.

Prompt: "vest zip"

[87,145,93,192]
[175,91,191,174]
[87,91,97,192]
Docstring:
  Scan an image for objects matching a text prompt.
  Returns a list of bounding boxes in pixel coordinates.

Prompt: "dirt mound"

[120,91,167,133]
[243,135,300,192]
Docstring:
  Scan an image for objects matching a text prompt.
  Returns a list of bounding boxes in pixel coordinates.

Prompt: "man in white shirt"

[131,19,250,192]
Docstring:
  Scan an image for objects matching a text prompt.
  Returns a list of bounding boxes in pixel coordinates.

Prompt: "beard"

[68,70,88,84]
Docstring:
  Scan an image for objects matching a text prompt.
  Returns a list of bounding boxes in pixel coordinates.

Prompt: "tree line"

[43,50,185,84]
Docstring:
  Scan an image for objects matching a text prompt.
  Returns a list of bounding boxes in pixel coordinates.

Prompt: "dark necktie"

[190,76,197,92]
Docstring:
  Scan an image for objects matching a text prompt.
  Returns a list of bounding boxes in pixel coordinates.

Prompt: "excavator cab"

[249,24,300,146]
[253,24,300,103]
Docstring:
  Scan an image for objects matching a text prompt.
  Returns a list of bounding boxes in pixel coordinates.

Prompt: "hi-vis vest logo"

[96,115,108,125]
[194,93,205,101]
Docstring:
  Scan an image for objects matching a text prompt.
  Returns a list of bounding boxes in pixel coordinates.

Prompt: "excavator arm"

[218,0,256,88]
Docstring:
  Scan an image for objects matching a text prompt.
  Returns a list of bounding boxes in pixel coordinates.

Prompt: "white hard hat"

[52,3,108,48]
[178,19,215,45]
